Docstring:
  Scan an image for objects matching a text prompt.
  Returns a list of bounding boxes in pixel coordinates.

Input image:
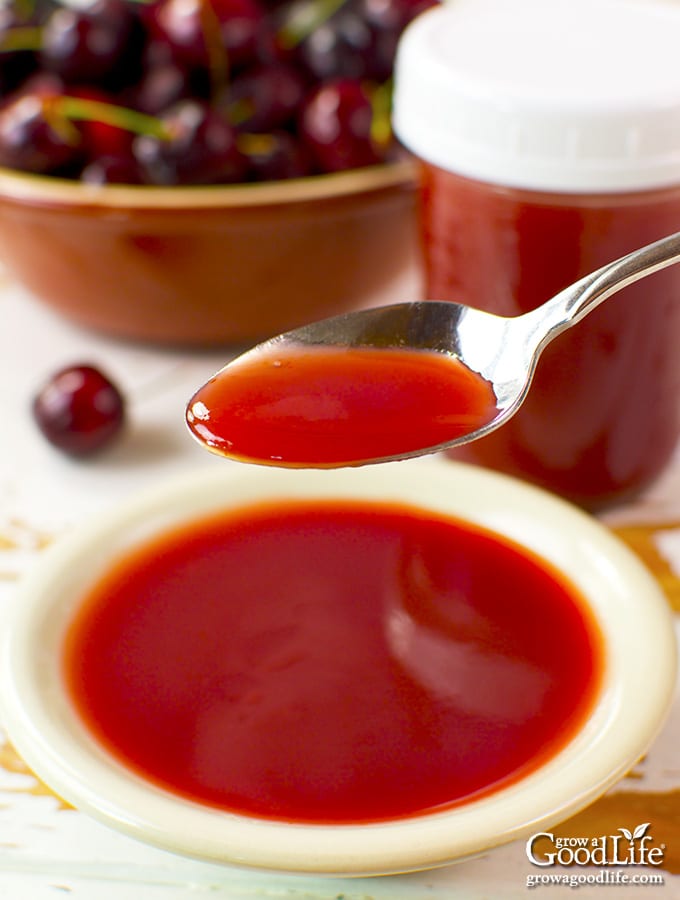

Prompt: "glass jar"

[392,0,680,509]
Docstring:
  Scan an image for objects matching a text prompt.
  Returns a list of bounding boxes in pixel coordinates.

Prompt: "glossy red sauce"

[421,164,680,508]
[64,499,602,824]
[186,345,497,466]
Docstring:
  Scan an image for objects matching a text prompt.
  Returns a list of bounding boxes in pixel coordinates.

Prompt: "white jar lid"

[392,0,680,193]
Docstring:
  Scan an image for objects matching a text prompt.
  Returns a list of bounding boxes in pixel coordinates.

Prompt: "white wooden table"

[1,278,679,899]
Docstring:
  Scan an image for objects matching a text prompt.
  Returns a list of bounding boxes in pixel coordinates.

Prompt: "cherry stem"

[14,0,40,20]
[198,1,230,104]
[370,79,393,148]
[55,97,172,140]
[0,26,42,53]
[237,132,276,156]
[228,96,254,127]
[278,0,350,49]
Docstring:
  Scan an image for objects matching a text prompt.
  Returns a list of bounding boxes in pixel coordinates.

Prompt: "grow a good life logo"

[525,822,666,889]
[527,822,665,866]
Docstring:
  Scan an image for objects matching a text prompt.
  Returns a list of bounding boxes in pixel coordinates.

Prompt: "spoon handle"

[531,231,680,342]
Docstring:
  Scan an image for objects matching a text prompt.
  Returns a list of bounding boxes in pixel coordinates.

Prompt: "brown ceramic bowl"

[0,160,419,347]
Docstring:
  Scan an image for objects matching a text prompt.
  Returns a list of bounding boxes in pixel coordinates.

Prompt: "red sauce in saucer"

[186,346,498,466]
[64,499,602,824]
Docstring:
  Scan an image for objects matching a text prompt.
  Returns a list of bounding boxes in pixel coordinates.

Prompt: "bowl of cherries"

[0,0,430,346]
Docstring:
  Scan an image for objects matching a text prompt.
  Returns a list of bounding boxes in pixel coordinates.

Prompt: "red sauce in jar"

[186,345,497,466]
[64,499,602,824]
[421,165,680,508]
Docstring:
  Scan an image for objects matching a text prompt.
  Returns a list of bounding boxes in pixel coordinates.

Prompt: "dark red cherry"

[227,63,307,131]
[146,0,214,70]
[299,78,383,173]
[124,59,198,116]
[133,99,248,184]
[358,0,437,77]
[293,0,378,82]
[0,91,82,173]
[33,364,126,456]
[149,0,267,72]
[40,0,143,88]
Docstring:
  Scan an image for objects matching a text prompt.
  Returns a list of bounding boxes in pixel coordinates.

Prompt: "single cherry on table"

[32,363,125,456]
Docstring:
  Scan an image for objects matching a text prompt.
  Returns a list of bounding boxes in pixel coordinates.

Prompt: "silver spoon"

[190,231,680,466]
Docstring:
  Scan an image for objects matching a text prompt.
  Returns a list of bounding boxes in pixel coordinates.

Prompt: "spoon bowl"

[187,231,680,467]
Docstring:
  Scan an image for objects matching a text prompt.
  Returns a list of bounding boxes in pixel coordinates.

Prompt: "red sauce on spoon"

[64,498,602,824]
[186,346,498,466]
